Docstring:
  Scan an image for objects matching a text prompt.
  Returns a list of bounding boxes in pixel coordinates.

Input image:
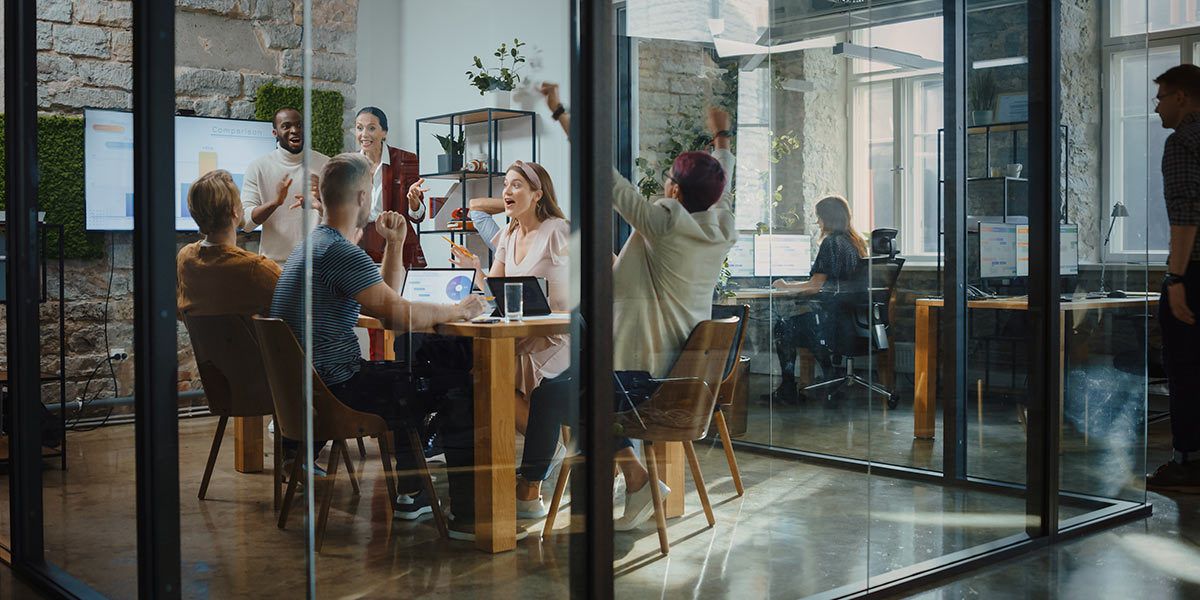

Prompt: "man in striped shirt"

[272,153,489,531]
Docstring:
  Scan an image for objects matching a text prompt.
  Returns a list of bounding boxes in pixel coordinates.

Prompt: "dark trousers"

[519,372,636,483]
[773,311,831,380]
[329,338,477,521]
[1160,261,1200,454]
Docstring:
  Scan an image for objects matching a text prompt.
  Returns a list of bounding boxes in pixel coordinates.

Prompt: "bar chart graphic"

[84,109,276,230]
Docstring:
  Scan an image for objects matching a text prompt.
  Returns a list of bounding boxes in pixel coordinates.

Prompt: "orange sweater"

[176,241,281,318]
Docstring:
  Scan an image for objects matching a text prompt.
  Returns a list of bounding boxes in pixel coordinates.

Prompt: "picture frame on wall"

[995,92,1029,122]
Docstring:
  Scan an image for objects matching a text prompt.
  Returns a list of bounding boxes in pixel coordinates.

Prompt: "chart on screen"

[84,109,278,231]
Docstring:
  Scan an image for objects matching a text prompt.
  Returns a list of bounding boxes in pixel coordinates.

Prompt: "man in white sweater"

[241,107,331,263]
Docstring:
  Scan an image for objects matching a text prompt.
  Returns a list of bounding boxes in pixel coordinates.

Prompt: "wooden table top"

[915,292,1160,310]
[357,315,571,339]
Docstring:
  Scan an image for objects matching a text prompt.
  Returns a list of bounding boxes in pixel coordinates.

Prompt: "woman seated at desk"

[449,161,570,432]
[767,195,869,403]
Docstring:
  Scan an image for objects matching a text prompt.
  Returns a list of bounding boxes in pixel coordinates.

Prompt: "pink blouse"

[493,217,571,396]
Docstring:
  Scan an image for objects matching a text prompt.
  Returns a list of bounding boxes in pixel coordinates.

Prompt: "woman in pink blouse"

[450,160,570,433]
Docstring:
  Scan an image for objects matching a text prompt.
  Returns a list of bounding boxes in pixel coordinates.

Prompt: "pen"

[442,235,476,259]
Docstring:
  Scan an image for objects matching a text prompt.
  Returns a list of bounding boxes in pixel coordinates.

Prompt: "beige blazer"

[612,149,738,377]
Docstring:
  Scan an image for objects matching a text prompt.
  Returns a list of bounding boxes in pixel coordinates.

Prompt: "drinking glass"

[504,282,524,322]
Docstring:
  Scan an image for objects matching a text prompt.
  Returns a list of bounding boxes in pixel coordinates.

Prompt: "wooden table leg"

[384,330,396,361]
[914,305,937,439]
[652,441,686,518]
[234,416,263,473]
[474,337,516,553]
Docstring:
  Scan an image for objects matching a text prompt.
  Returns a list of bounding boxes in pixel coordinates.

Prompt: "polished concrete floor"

[0,396,1192,599]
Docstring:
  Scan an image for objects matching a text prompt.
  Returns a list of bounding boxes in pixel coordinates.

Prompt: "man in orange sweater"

[177,169,281,317]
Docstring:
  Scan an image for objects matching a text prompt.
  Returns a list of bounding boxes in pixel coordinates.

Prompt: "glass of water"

[503,282,524,322]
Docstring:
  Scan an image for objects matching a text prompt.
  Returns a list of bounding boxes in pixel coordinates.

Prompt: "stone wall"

[0,0,360,412]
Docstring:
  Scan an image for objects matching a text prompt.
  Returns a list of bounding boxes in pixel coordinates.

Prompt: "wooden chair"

[252,317,447,551]
[710,304,750,496]
[184,314,282,508]
[545,317,739,555]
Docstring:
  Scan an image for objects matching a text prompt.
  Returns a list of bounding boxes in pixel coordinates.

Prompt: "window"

[1107,45,1178,257]
[847,17,944,256]
[1112,0,1200,37]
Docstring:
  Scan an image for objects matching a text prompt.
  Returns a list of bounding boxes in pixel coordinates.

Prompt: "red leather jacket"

[359,145,427,268]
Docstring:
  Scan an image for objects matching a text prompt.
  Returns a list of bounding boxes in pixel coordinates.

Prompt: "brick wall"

[0,0,360,412]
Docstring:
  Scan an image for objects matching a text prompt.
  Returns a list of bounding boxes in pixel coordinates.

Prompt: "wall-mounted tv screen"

[84,109,279,231]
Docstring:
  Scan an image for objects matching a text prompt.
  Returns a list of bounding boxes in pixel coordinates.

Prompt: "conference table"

[911,293,1159,440]
[355,313,691,553]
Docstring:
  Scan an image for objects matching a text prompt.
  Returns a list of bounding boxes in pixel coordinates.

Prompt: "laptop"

[401,268,477,305]
[486,276,553,318]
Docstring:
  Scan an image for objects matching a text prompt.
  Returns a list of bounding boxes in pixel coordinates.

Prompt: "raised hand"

[448,244,481,271]
[274,174,294,207]
[706,106,731,137]
[540,82,561,112]
[310,173,321,202]
[289,194,324,216]
[407,178,429,205]
[375,210,408,244]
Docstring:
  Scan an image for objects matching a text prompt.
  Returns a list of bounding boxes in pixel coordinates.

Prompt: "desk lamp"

[1097,201,1129,298]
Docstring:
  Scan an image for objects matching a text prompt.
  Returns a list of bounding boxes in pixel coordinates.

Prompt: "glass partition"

[1056,0,1152,524]
[35,2,137,594]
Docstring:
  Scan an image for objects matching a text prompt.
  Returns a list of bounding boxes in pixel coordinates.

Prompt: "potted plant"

[969,70,997,126]
[434,132,465,173]
[465,39,527,109]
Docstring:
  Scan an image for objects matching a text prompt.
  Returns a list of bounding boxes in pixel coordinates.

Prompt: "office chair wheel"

[886,394,900,410]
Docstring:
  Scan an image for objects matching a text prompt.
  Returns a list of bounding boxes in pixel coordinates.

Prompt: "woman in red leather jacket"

[354,106,427,268]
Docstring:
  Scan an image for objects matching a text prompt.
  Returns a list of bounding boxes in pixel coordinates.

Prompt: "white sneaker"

[614,480,670,531]
[447,514,530,542]
[517,496,548,520]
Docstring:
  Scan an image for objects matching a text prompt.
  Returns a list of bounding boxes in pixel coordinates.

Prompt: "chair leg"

[683,441,715,527]
[273,427,283,511]
[278,455,304,530]
[377,433,399,508]
[713,410,744,497]
[357,436,368,459]
[315,442,342,553]
[642,442,670,556]
[198,416,228,500]
[407,428,448,539]
[543,457,574,541]
[342,440,361,496]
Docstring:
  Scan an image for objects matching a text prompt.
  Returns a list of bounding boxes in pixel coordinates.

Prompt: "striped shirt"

[271,225,383,386]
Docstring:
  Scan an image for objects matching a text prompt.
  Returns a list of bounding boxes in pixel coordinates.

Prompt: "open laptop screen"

[401,268,476,305]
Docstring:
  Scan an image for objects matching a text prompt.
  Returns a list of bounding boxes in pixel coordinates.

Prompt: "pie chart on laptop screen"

[446,276,473,301]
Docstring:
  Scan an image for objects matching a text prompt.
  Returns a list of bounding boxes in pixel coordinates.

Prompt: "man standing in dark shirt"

[1149,65,1200,492]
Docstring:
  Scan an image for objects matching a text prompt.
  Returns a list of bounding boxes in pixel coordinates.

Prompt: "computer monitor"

[1012,224,1077,276]
[753,234,812,277]
[726,235,755,277]
[1059,224,1079,276]
[979,222,1018,279]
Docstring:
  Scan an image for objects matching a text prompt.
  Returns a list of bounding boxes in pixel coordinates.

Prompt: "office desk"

[912,293,1159,440]
[718,287,803,301]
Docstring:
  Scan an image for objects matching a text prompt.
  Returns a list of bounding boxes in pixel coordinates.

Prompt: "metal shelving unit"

[0,222,67,470]
[415,108,538,261]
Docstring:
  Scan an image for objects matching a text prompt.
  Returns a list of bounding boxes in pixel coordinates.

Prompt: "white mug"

[1005,163,1023,179]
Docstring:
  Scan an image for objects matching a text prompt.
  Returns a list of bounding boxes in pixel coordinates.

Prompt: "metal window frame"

[571,1,615,599]
[131,1,183,597]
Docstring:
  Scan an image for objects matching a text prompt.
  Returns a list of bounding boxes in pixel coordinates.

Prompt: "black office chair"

[804,237,905,409]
